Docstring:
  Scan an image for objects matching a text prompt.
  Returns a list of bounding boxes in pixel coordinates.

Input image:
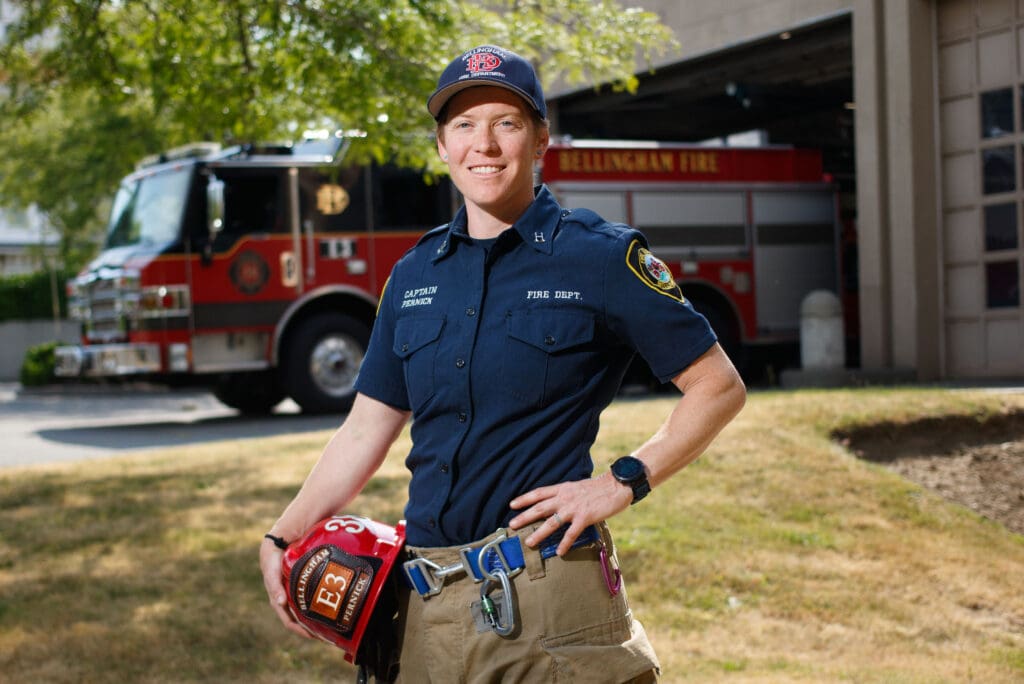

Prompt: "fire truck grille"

[79,277,132,343]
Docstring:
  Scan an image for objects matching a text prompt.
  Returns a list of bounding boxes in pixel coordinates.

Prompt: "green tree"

[0,0,676,268]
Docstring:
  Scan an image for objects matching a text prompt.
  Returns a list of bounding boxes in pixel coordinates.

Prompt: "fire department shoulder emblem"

[625,239,685,303]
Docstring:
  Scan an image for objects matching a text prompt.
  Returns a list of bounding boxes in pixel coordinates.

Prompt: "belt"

[403,524,601,598]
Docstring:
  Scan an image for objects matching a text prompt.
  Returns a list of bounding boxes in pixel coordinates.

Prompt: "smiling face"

[437,86,549,237]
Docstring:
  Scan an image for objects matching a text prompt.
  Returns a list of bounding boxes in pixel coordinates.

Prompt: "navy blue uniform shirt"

[355,186,716,546]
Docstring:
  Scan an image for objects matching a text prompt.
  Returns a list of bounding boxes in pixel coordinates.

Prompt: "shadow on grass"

[0,464,408,682]
[35,411,343,452]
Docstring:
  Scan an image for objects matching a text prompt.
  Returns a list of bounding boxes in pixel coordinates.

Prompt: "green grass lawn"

[1,387,1023,682]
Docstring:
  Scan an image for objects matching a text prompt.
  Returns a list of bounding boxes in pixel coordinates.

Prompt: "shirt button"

[401,343,409,352]
[544,335,556,346]
[457,412,467,423]
[455,358,466,368]
[428,518,437,528]
[440,463,449,473]
[465,307,476,317]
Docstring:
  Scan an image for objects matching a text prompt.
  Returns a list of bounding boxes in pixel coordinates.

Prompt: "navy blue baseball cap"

[427,45,547,120]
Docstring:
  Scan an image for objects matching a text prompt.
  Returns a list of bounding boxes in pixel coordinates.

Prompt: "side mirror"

[207,177,225,237]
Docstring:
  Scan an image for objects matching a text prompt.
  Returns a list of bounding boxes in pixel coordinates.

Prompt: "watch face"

[613,456,645,481]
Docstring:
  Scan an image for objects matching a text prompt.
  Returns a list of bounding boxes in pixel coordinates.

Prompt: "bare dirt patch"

[835,409,1024,535]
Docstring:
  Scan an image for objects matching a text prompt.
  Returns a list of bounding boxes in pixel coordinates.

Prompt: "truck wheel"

[212,371,286,415]
[282,313,370,414]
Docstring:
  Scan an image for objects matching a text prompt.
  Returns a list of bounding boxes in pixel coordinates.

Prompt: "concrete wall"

[853,0,942,379]
[0,320,78,381]
[546,0,854,99]
[638,0,851,64]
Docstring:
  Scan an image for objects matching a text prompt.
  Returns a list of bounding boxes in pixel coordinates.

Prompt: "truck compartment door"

[752,190,838,334]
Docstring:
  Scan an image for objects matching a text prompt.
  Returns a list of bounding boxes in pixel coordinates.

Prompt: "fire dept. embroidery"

[625,239,685,303]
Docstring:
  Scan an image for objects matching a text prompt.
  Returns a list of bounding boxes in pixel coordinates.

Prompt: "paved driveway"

[0,383,344,468]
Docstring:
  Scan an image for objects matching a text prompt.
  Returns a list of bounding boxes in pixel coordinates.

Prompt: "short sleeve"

[604,230,717,382]
[353,272,412,410]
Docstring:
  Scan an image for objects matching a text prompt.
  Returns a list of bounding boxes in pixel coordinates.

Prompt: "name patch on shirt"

[402,285,438,308]
[625,240,685,303]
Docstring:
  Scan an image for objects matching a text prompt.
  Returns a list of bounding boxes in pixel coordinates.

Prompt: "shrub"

[0,271,68,322]
[20,341,62,387]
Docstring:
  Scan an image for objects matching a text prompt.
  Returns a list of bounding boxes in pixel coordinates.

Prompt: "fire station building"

[548,0,1024,381]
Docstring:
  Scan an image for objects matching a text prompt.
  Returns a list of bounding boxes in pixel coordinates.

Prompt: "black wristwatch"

[610,455,651,504]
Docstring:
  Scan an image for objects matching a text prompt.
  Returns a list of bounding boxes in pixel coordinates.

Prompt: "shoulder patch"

[625,239,685,303]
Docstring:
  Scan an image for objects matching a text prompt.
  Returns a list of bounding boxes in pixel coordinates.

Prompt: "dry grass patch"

[1,388,1023,682]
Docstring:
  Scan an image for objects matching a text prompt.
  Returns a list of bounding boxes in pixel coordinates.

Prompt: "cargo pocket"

[503,310,596,405]
[541,614,660,683]
[393,316,445,411]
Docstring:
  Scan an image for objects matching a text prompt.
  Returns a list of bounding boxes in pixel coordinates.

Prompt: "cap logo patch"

[625,239,685,303]
[429,44,547,119]
[466,52,501,73]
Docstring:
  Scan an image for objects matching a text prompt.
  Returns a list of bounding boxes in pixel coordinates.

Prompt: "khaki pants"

[395,523,660,683]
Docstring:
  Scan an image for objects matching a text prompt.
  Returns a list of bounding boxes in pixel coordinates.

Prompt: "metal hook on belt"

[479,568,515,636]
[600,542,622,596]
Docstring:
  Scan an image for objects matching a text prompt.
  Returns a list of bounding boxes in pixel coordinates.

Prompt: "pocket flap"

[394,317,445,358]
[507,311,594,353]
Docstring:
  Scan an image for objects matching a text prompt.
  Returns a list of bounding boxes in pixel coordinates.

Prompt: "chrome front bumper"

[54,343,162,377]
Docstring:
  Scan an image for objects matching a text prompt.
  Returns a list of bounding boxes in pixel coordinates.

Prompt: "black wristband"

[263,533,289,550]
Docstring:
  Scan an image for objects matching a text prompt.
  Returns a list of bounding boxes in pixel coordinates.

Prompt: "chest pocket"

[394,316,445,411]
[503,310,596,406]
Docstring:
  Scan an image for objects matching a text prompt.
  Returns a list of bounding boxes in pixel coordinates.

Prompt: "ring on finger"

[551,512,564,527]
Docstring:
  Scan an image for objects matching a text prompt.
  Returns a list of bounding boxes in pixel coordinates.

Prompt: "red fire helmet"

[280,515,406,664]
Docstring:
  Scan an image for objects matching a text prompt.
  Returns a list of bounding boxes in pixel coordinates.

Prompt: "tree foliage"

[0,0,676,268]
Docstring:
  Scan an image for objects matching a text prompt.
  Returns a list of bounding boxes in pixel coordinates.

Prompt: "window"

[105,167,193,248]
[975,88,1024,311]
[373,165,454,232]
[983,202,1018,250]
[299,166,369,233]
[223,175,281,235]
[982,145,1016,194]
[981,87,1014,138]
[986,260,1020,307]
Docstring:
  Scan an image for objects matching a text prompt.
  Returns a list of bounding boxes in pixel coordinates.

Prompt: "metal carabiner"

[479,568,516,636]
[473,532,522,582]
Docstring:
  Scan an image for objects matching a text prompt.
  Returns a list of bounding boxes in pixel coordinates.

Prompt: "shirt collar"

[511,186,560,255]
[431,185,561,263]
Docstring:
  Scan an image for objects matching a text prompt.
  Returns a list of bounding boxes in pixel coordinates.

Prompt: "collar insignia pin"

[534,232,545,243]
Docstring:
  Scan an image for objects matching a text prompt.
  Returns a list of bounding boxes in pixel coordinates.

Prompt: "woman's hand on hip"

[508,472,632,556]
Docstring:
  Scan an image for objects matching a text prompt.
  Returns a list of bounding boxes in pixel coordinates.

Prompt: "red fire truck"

[541,141,843,369]
[55,133,454,413]
[56,136,840,413]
